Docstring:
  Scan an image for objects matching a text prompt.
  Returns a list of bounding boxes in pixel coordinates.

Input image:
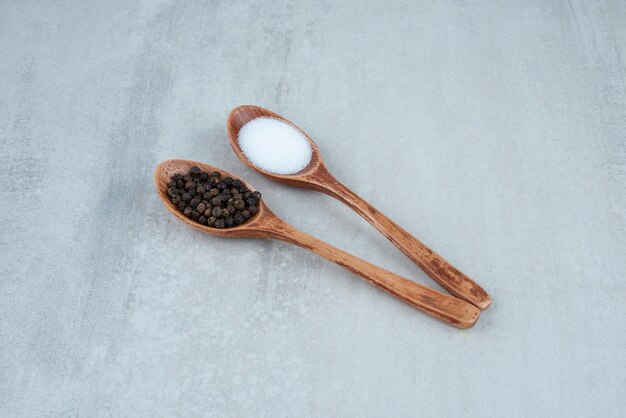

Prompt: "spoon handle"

[265,220,480,329]
[310,171,491,310]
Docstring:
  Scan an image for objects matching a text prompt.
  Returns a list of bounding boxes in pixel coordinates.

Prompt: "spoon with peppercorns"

[227,105,491,311]
[155,159,480,329]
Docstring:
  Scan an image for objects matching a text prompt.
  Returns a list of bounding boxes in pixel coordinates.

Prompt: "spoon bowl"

[154,158,480,328]
[226,105,492,310]
[227,105,330,189]
[155,159,278,238]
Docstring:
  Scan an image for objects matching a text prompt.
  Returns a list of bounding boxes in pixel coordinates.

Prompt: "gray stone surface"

[1,0,625,416]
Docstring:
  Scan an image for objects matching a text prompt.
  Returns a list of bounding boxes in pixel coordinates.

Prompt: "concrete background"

[1,0,625,416]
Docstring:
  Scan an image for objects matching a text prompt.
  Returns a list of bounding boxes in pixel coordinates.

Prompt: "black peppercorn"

[234,199,245,210]
[169,169,260,229]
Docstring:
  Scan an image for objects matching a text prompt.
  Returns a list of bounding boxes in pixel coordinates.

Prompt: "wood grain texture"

[155,159,480,328]
[227,105,491,309]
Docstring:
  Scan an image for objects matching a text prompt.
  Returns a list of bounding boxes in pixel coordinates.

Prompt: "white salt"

[237,117,313,175]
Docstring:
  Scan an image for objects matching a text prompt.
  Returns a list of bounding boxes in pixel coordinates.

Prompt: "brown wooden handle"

[308,168,491,310]
[264,220,480,329]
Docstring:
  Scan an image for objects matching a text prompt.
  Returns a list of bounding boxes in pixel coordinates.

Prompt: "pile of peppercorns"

[167,166,261,228]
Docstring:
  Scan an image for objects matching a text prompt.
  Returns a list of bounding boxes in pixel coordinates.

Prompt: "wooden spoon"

[155,159,480,329]
[226,105,491,310]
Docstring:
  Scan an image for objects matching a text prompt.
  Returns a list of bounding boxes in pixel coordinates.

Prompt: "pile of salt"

[237,117,313,175]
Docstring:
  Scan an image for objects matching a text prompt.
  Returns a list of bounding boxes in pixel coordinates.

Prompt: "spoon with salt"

[155,159,480,328]
[227,105,491,310]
